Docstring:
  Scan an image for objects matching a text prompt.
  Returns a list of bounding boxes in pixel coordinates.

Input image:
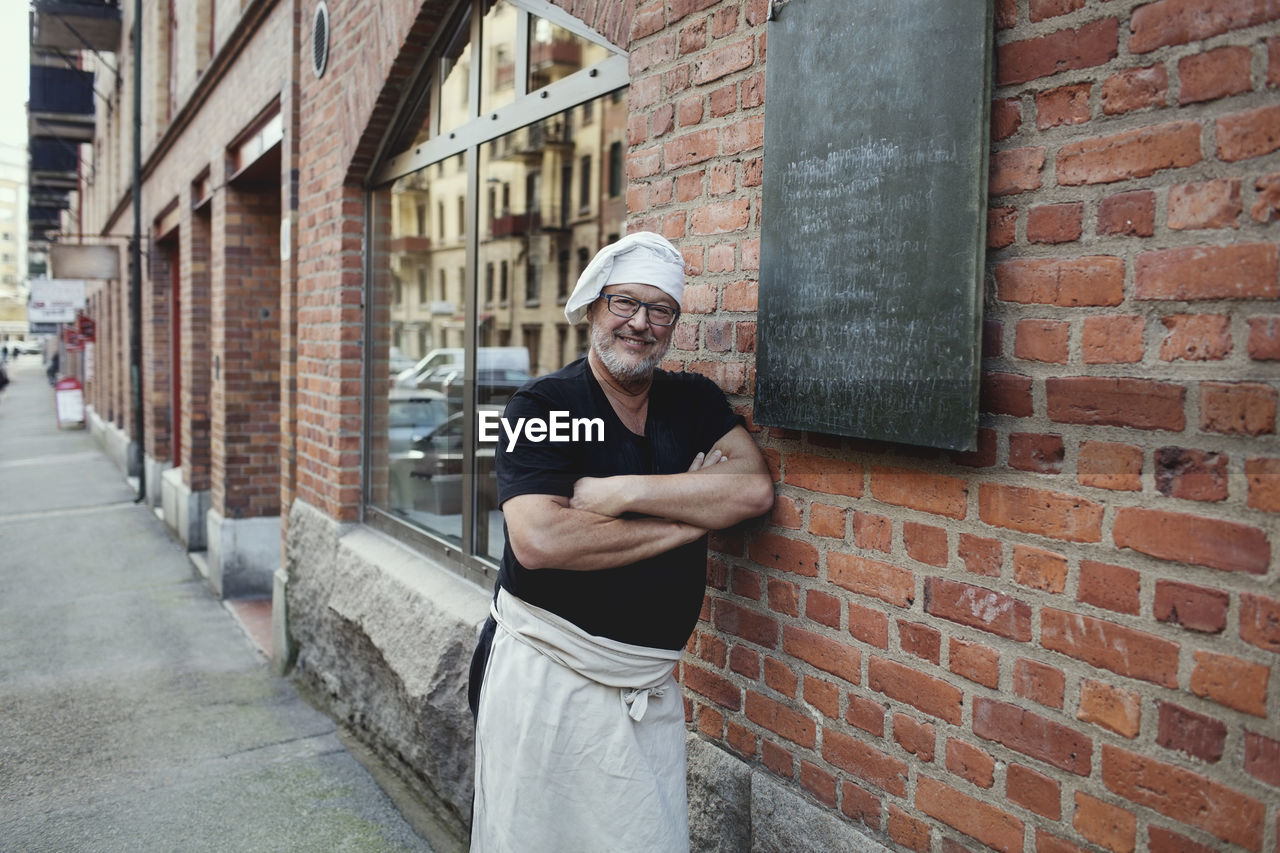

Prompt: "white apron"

[471,587,689,853]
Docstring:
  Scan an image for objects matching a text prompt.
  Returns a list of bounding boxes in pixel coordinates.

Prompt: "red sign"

[77,312,96,341]
[63,326,85,352]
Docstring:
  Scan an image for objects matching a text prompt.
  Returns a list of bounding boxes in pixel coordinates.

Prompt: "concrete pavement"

[0,353,436,852]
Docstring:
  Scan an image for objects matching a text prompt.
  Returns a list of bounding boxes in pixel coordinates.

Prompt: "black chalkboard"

[755,0,993,451]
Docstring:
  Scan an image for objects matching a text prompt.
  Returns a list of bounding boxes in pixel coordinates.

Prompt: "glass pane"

[473,91,626,562]
[481,0,518,114]
[439,8,474,136]
[370,152,471,547]
[527,15,609,94]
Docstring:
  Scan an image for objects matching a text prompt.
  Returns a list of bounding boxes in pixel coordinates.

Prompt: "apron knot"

[623,686,665,721]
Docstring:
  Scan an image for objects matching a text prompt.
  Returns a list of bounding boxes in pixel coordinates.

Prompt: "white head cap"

[564,231,685,324]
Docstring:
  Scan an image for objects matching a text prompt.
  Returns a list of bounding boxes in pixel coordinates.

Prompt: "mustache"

[614,331,658,344]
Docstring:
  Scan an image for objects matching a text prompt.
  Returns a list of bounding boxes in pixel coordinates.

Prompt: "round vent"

[312,2,330,79]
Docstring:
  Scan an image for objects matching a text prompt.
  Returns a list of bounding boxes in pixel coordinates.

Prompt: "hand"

[570,475,632,518]
[687,448,729,472]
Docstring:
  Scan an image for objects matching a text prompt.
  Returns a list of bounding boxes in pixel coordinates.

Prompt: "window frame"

[362,0,628,583]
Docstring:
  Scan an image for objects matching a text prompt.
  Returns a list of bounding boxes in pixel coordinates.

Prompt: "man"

[470,231,774,852]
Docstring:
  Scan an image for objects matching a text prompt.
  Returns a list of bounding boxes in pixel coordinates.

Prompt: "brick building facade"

[66,0,1278,850]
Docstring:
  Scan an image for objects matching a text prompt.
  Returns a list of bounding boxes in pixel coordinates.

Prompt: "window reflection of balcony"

[530,39,581,70]
[490,210,540,238]
[390,235,432,254]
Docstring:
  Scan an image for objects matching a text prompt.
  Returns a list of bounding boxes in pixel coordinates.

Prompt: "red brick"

[748,532,819,577]
[762,653,793,696]
[995,0,1017,28]
[1130,0,1280,52]
[926,577,1032,641]
[1147,826,1218,853]
[868,466,968,519]
[1031,0,1084,21]
[903,522,947,567]
[947,738,995,788]
[1179,46,1252,104]
[1008,763,1062,819]
[868,656,964,724]
[829,553,914,608]
[1169,180,1243,232]
[808,503,845,538]
[951,428,999,470]
[714,598,779,648]
[769,495,802,530]
[822,726,908,796]
[696,704,723,738]
[1042,608,1180,687]
[799,760,836,807]
[1014,658,1066,709]
[916,776,1025,853]
[782,624,860,685]
[1153,446,1229,501]
[1157,701,1226,763]
[1190,650,1269,717]
[841,780,882,829]
[805,589,841,628]
[847,601,889,649]
[1218,104,1280,161]
[988,207,1016,249]
[1081,315,1145,364]
[803,675,838,719]
[1009,434,1064,476]
[995,256,1125,306]
[1136,243,1279,300]
[725,719,757,757]
[989,147,1045,196]
[898,620,941,664]
[1116,506,1270,574]
[729,644,759,678]
[767,578,799,617]
[991,99,1022,142]
[1244,730,1280,787]
[732,567,762,601]
[950,638,1000,688]
[761,738,793,777]
[979,482,1104,542]
[1240,592,1280,651]
[1046,377,1185,431]
[1036,84,1091,130]
[690,197,750,235]
[745,691,816,748]
[691,36,754,85]
[1097,190,1156,236]
[852,510,892,552]
[894,713,936,762]
[1015,319,1069,362]
[1074,792,1137,853]
[1078,679,1142,738]
[1078,442,1143,493]
[974,697,1092,775]
[958,533,1002,577]
[888,804,931,852]
[1102,744,1265,851]
[1248,317,1280,359]
[981,372,1034,417]
[1057,121,1201,185]
[1101,65,1169,115]
[1158,314,1232,361]
[1013,545,1068,594]
[1077,559,1140,614]
[1200,381,1277,436]
[997,18,1119,86]
[846,693,886,737]
[684,662,742,710]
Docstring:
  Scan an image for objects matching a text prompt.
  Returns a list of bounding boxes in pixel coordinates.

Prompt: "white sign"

[29,279,87,323]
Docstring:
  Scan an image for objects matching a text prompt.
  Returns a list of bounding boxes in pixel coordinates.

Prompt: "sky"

[1,1,30,151]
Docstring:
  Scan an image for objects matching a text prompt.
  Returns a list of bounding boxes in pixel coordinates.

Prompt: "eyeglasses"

[598,293,680,326]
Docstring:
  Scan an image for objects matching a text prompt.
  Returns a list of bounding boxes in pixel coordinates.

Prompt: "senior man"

[468,231,774,852]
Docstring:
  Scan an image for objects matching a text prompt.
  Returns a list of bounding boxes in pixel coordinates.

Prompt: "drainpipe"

[130,0,145,502]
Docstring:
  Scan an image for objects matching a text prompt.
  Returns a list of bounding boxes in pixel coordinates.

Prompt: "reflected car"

[389,406,502,516]
[387,390,448,455]
[434,367,533,407]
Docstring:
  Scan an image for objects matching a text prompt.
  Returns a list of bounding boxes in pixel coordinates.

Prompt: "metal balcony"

[32,1,123,53]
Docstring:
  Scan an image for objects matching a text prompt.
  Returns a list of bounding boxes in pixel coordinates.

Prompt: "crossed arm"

[503,425,775,572]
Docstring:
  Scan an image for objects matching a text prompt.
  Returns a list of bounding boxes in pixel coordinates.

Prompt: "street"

[0,353,435,852]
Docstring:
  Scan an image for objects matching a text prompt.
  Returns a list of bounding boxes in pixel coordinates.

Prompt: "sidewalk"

[0,354,435,852]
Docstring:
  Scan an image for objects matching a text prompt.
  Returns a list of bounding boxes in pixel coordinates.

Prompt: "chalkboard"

[755,0,993,451]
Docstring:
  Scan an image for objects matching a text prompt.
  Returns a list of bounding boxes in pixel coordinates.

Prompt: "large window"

[366,0,628,581]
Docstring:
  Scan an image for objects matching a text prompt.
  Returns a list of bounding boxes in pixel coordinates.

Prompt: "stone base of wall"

[142,455,168,511]
[282,501,889,853]
[86,405,140,478]
[205,508,279,598]
[160,466,208,550]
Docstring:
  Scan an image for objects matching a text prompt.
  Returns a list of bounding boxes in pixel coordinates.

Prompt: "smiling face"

[588,282,680,384]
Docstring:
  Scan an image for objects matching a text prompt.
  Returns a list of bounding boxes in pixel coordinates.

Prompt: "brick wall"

[627,1,1279,851]
[182,204,213,492]
[144,234,176,462]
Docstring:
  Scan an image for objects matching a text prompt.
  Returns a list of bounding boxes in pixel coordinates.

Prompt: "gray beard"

[591,320,670,383]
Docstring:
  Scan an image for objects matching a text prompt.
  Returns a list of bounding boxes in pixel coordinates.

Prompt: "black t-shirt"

[495,357,743,650]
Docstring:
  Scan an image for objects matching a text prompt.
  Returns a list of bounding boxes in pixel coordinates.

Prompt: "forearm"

[618,460,775,529]
[509,501,706,572]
